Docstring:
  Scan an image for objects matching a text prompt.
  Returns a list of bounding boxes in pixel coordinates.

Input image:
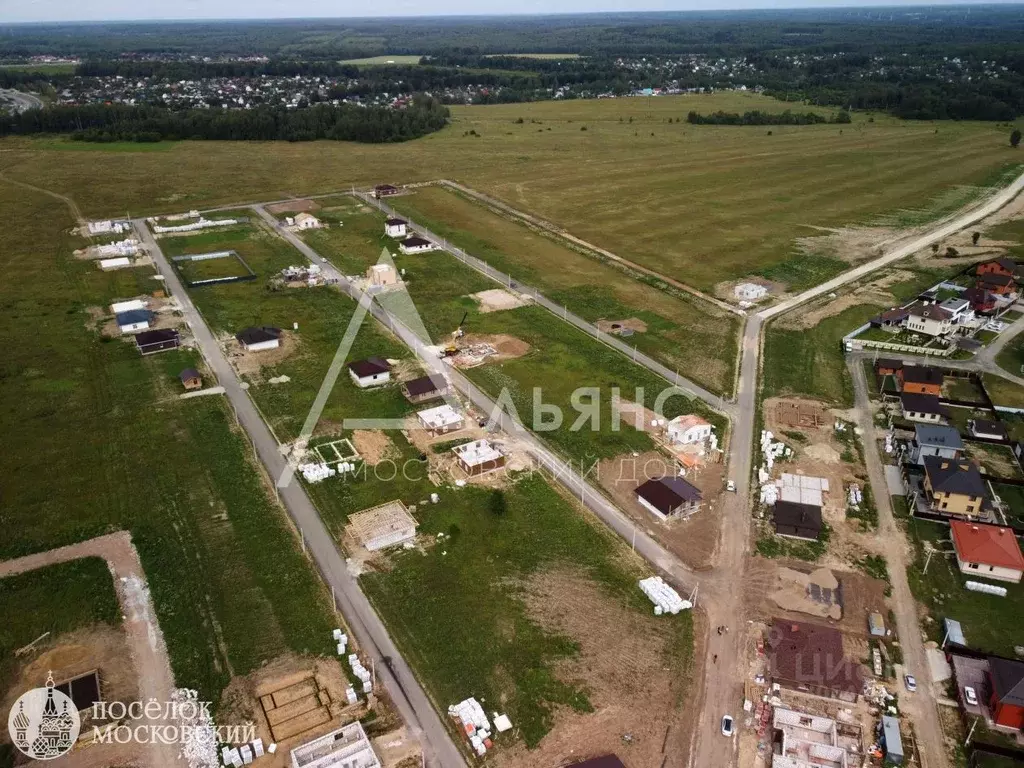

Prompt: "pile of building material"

[450,343,497,368]
[778,473,829,506]
[298,462,336,483]
[99,257,132,271]
[172,688,219,768]
[348,654,373,694]
[847,484,863,510]
[759,482,779,506]
[760,430,792,471]
[638,576,692,615]
[280,264,323,286]
[94,238,140,258]
[333,628,348,656]
[884,432,894,455]
[88,219,129,235]
[221,739,266,767]
[151,217,239,234]
[449,698,493,757]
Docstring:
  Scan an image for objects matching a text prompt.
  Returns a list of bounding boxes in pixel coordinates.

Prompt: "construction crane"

[442,311,469,357]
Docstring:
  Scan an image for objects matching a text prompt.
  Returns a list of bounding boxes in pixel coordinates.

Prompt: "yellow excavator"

[442,311,468,357]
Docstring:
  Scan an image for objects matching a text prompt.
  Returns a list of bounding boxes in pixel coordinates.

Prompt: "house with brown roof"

[347,357,391,388]
[874,358,902,378]
[964,287,998,315]
[767,620,864,703]
[904,301,954,337]
[975,258,1018,279]
[569,757,627,768]
[899,393,948,424]
[402,374,447,403]
[870,307,910,330]
[897,365,943,395]
[977,272,1016,296]
[178,368,202,391]
[950,521,1024,583]
[771,501,823,541]
[635,476,703,520]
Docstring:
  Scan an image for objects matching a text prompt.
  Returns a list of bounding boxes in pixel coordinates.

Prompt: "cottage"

[347,501,417,552]
[766,620,863,703]
[734,282,768,301]
[922,456,986,518]
[452,439,505,476]
[402,374,447,403]
[899,393,948,424]
[976,258,1018,279]
[771,501,823,541]
[904,301,954,336]
[977,273,1016,296]
[416,404,464,436]
[398,236,434,255]
[897,365,943,395]
[373,184,400,199]
[964,287,999,315]
[367,263,399,287]
[874,358,903,378]
[939,297,972,323]
[950,521,1024,583]
[666,414,713,445]
[988,657,1024,730]
[178,368,202,391]
[384,218,408,238]
[634,476,703,520]
[968,419,1009,441]
[293,212,322,230]
[871,308,910,330]
[134,328,180,355]
[111,299,147,314]
[909,424,963,464]
[347,357,391,388]
[116,309,153,334]
[236,326,282,352]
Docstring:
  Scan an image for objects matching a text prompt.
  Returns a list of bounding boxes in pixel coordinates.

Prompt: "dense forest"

[686,109,851,125]
[0,96,449,142]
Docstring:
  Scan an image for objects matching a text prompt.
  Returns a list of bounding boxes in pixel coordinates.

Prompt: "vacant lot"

[338,55,423,65]
[0,181,339,708]
[389,186,739,395]
[300,198,395,275]
[2,93,1018,293]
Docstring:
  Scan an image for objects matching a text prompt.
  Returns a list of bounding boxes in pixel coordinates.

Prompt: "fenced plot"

[313,438,360,465]
[172,249,256,287]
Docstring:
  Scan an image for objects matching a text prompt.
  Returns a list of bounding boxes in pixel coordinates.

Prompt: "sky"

[4,0,1023,23]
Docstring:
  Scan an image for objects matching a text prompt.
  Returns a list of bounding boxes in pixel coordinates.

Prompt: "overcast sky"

[4,0,1020,23]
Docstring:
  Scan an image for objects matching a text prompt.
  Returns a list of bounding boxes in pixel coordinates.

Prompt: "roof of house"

[979,257,1017,272]
[772,501,823,535]
[635,476,702,514]
[964,287,997,304]
[348,357,391,377]
[951,521,1024,571]
[875,358,903,371]
[374,184,398,191]
[906,301,952,321]
[901,365,944,386]
[400,236,432,248]
[940,297,970,312]
[767,620,863,694]
[178,368,201,382]
[989,657,1024,707]
[899,392,947,416]
[875,308,910,323]
[978,273,1015,287]
[669,414,711,432]
[970,419,1009,438]
[116,309,153,325]
[385,217,407,226]
[404,374,445,397]
[923,456,986,499]
[134,328,179,345]
[294,212,319,222]
[915,424,963,450]
[569,757,627,768]
[236,326,282,345]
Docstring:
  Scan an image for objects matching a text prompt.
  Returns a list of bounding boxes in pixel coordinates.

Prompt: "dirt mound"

[463,333,531,361]
[470,288,530,313]
[595,317,648,335]
[494,568,690,768]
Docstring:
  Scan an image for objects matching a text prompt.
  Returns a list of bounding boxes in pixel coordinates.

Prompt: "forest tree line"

[685,109,851,125]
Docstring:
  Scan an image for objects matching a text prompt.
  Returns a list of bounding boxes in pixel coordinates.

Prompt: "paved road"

[849,359,948,768]
[0,88,42,113]
[137,219,468,768]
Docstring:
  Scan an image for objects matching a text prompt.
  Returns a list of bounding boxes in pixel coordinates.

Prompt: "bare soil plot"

[594,317,648,335]
[229,330,298,380]
[461,333,531,362]
[266,199,321,215]
[471,288,530,313]
[493,567,691,768]
[964,441,1023,479]
[352,429,397,465]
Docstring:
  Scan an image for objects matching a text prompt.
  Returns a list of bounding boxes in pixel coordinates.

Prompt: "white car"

[965,686,978,706]
[721,715,734,737]
[726,480,737,492]
[904,674,917,693]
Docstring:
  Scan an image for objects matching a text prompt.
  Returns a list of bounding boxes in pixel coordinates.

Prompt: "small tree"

[946,246,959,257]
[1012,129,1022,148]
[972,231,981,245]
[931,243,939,254]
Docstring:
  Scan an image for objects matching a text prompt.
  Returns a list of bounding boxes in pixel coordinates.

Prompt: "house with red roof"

[988,657,1024,730]
[950,521,1024,584]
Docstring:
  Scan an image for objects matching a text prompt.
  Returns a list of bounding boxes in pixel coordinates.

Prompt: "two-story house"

[922,456,986,518]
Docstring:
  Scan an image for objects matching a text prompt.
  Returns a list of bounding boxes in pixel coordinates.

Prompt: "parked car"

[904,674,917,693]
[721,715,734,737]
[965,686,978,706]
[726,480,736,492]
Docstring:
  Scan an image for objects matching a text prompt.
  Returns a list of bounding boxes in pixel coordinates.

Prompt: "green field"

[0,181,339,707]
[2,93,1019,296]
[388,186,739,395]
[483,53,580,59]
[300,198,397,275]
[983,374,1024,409]
[338,55,423,65]
[984,217,1024,258]
[0,61,75,73]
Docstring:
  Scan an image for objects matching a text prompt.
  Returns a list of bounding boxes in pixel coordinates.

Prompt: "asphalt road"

[137,218,468,768]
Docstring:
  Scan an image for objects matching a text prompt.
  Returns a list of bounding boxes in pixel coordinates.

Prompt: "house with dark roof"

[976,258,1018,279]
[964,287,998,315]
[116,308,154,334]
[373,184,400,198]
[899,393,948,424]
[347,357,391,388]
[909,424,963,465]
[384,217,407,238]
[569,757,627,768]
[968,419,1009,441]
[402,374,447,403]
[987,657,1024,730]
[897,365,944,395]
[922,457,986,518]
[134,328,180,355]
[634,476,702,520]
[950,521,1024,583]
[767,620,864,703]
[874,358,902,378]
[398,236,434,255]
[904,301,954,337]
[235,326,282,352]
[178,368,202,391]
[870,308,910,330]
[977,272,1016,296]
[771,501,823,541]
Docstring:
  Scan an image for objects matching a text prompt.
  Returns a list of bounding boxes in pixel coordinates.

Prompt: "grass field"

[338,55,422,66]
[376,248,727,464]
[983,374,1024,409]
[0,61,76,73]
[2,93,1019,296]
[984,217,1024,258]
[388,186,739,395]
[0,181,340,708]
[483,53,580,59]
[300,198,397,275]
